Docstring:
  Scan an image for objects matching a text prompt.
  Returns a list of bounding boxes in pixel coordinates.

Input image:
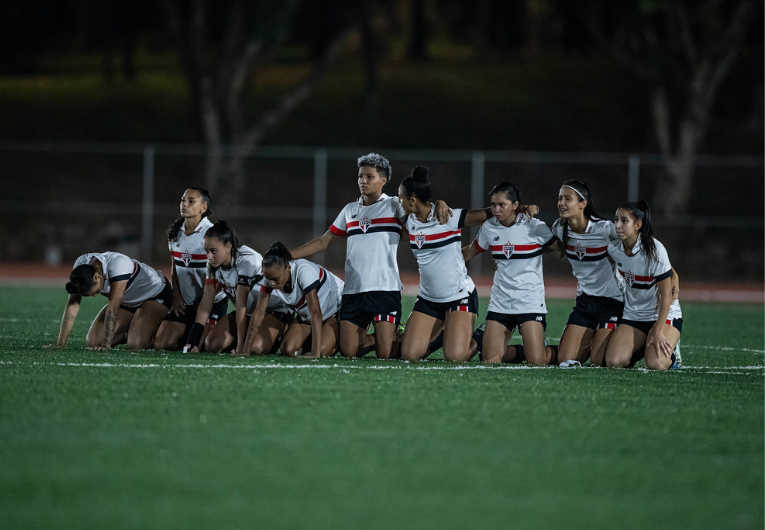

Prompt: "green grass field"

[0,286,763,529]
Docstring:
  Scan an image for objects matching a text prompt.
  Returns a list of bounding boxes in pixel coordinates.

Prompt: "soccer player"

[551,180,624,367]
[604,201,682,370]
[182,220,274,354]
[50,251,173,350]
[397,166,490,362]
[462,182,559,365]
[153,187,229,351]
[241,243,343,358]
[290,153,450,360]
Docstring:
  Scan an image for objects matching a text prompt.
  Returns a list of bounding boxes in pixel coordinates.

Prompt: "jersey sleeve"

[329,204,350,237]
[107,254,134,283]
[607,221,618,242]
[295,261,322,294]
[391,197,406,224]
[534,219,557,246]
[474,221,491,253]
[73,254,89,269]
[236,251,262,288]
[650,241,673,282]
[551,218,563,240]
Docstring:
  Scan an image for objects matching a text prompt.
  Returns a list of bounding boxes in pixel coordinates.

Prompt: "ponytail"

[560,180,602,257]
[167,187,212,243]
[400,166,433,203]
[263,242,293,269]
[619,200,657,265]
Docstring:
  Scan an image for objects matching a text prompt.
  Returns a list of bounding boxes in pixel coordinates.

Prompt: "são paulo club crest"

[415,232,426,249]
[574,242,586,260]
[502,242,514,258]
[181,249,191,266]
[360,216,371,233]
[625,269,635,286]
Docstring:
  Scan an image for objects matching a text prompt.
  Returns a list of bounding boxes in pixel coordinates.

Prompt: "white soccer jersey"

[73,252,165,307]
[607,236,682,322]
[329,194,405,294]
[259,259,343,323]
[168,217,225,305]
[406,206,475,303]
[206,245,263,305]
[551,218,623,300]
[474,217,556,314]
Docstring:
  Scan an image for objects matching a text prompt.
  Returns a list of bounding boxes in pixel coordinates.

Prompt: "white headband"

[562,185,586,201]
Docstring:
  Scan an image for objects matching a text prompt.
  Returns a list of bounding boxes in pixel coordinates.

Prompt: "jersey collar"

[619,234,643,254]
[357,192,388,205]
[426,203,436,222]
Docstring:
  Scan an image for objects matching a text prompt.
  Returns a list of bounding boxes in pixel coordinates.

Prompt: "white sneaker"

[559,360,582,368]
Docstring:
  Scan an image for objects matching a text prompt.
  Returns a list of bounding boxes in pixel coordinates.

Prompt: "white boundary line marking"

[0,360,762,372]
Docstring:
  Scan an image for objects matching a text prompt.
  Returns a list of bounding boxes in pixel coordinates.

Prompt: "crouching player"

[604,201,682,370]
[50,251,172,350]
[241,243,343,358]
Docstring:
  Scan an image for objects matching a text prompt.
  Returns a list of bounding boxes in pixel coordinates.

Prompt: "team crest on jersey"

[574,243,586,260]
[502,242,514,258]
[360,216,371,233]
[415,233,426,249]
[625,270,635,286]
[181,249,191,266]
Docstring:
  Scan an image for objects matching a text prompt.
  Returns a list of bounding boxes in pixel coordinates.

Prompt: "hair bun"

[65,282,78,294]
[270,241,289,252]
[412,166,429,182]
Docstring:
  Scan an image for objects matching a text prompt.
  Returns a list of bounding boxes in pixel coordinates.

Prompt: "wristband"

[186,322,205,348]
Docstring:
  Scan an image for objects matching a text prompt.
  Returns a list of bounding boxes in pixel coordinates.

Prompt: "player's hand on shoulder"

[434,200,453,225]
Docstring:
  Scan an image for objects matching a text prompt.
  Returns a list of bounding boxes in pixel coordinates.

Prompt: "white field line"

[0,360,762,373]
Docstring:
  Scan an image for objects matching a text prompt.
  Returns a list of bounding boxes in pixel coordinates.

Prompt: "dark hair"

[262,242,293,269]
[167,187,212,243]
[489,182,522,204]
[559,180,603,255]
[204,220,240,271]
[357,153,392,182]
[618,200,657,265]
[400,166,433,203]
[66,264,97,295]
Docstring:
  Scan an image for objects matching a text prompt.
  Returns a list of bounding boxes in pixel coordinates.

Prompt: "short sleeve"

[391,198,406,223]
[474,222,491,253]
[533,220,556,246]
[606,221,618,242]
[73,254,89,269]
[236,251,262,287]
[551,218,563,240]
[650,241,673,281]
[329,204,350,237]
[295,261,321,293]
[107,254,134,283]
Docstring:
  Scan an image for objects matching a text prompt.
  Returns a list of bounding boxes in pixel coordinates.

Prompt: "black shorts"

[620,317,683,336]
[486,311,547,332]
[412,290,479,321]
[566,294,624,330]
[119,278,173,314]
[339,291,402,329]
[164,297,229,326]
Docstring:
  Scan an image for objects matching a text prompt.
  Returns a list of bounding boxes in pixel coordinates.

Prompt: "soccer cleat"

[559,359,582,368]
[396,321,406,337]
[472,323,486,353]
[670,339,682,370]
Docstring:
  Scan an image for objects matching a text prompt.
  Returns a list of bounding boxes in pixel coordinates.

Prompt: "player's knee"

[443,346,469,362]
[126,334,152,350]
[645,353,669,371]
[606,350,630,368]
[400,344,422,361]
[153,334,177,351]
[204,335,225,353]
[280,338,302,356]
[85,332,100,348]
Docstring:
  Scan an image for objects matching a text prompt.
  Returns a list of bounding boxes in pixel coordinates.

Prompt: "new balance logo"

[493,236,500,241]
[536,316,543,321]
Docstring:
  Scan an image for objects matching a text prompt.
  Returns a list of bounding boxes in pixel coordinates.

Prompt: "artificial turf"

[0,286,762,529]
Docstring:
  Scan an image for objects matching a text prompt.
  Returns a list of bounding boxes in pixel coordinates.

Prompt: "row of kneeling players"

[49,153,683,371]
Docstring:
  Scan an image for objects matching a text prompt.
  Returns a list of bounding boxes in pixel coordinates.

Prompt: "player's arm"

[233,284,251,354]
[542,236,562,254]
[671,267,680,302]
[184,281,217,352]
[434,200,453,224]
[170,258,185,316]
[462,241,480,263]
[94,280,127,350]
[240,290,270,356]
[48,294,82,348]
[303,290,324,359]
[650,277,675,358]
[290,231,341,260]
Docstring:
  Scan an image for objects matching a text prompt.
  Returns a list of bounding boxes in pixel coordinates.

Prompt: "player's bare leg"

[520,321,555,365]
[441,310,475,362]
[481,321,513,363]
[339,321,375,359]
[86,306,133,348]
[400,312,443,361]
[372,320,397,359]
[248,313,289,355]
[280,322,311,357]
[557,324,594,364]
[589,328,616,367]
[204,314,236,353]
[644,326,681,371]
[154,320,186,351]
[126,301,169,350]
[605,325,646,368]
